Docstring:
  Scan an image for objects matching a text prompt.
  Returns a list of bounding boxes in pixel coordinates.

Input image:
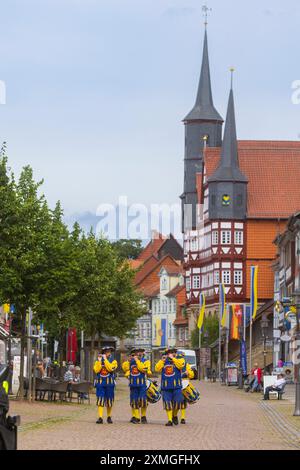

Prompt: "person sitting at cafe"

[64,364,75,384]
[263,374,286,400]
[73,366,81,383]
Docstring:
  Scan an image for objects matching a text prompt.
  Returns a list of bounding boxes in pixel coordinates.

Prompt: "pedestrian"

[250,363,262,392]
[211,369,216,383]
[155,348,185,427]
[263,374,286,400]
[122,348,151,424]
[93,346,117,424]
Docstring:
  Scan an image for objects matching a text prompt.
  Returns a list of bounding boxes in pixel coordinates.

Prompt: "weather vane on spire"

[202,4,212,28]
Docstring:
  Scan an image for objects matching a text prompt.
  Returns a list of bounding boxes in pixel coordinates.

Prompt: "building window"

[161,277,168,291]
[184,328,189,341]
[186,277,191,291]
[234,270,243,285]
[221,230,231,245]
[191,237,198,251]
[234,231,243,245]
[193,275,201,289]
[214,270,220,285]
[212,231,219,245]
[222,270,231,285]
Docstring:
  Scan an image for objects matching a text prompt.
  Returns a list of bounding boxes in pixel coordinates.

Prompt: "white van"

[179,349,197,379]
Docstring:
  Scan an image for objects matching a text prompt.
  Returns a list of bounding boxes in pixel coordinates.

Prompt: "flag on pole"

[197,293,206,330]
[250,266,258,320]
[220,283,226,327]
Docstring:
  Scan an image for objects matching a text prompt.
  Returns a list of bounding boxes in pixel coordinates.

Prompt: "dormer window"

[161,277,168,291]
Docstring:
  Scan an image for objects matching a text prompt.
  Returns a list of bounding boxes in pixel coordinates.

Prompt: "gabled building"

[151,266,184,357]
[182,26,300,366]
[128,233,184,352]
[273,212,300,368]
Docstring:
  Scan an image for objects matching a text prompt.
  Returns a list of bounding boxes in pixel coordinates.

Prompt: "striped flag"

[220,283,227,327]
[197,293,206,330]
[250,266,258,320]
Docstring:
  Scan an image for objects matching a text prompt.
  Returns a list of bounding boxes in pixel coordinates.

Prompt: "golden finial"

[229,67,235,89]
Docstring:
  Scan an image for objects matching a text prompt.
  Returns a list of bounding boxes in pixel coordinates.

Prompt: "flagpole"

[218,316,222,381]
[198,327,202,380]
[249,319,253,373]
[218,286,222,381]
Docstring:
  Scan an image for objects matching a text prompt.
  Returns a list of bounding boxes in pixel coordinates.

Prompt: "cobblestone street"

[9,379,300,450]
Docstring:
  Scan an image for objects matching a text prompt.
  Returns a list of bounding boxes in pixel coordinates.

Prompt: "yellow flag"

[197,293,205,330]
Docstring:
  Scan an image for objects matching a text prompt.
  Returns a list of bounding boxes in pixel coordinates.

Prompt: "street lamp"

[292,291,300,417]
[260,314,269,372]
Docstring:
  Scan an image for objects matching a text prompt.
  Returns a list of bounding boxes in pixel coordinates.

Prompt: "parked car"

[179,349,198,379]
[0,365,20,450]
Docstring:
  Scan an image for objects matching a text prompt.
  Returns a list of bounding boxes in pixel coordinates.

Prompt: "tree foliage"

[0,151,145,396]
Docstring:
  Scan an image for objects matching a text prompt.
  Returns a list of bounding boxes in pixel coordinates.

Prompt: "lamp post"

[292,291,300,417]
[260,314,269,372]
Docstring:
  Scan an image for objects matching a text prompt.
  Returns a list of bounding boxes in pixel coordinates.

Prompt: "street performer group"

[93,346,200,426]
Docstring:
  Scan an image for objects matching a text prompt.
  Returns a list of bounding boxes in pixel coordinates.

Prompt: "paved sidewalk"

[9,379,299,450]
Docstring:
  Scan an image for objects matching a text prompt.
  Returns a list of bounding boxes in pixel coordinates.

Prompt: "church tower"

[181,27,223,231]
[208,83,248,220]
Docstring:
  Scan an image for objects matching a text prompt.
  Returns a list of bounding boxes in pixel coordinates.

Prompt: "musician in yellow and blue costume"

[176,350,194,425]
[155,348,185,426]
[122,348,151,424]
[93,346,118,424]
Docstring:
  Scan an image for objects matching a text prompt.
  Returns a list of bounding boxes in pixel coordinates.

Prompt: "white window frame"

[191,237,198,252]
[221,230,231,245]
[212,230,219,245]
[214,270,220,285]
[234,270,243,285]
[234,230,243,245]
[222,270,231,285]
[193,275,201,289]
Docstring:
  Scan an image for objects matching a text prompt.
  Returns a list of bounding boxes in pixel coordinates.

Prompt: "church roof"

[208,88,247,183]
[203,141,300,219]
[184,30,223,122]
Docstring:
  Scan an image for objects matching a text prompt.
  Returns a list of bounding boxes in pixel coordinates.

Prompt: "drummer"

[176,350,194,425]
[122,348,151,424]
[155,348,185,426]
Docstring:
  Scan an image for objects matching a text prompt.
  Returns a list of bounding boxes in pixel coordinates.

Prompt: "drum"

[182,380,200,404]
[146,379,161,404]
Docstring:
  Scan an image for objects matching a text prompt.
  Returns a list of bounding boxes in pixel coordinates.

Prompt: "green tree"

[0,162,52,398]
[111,239,143,260]
[191,314,219,349]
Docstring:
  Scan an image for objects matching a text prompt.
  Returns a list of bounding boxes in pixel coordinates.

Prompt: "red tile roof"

[140,283,160,298]
[204,141,300,219]
[134,255,159,285]
[166,284,185,297]
[137,232,168,261]
[128,259,144,270]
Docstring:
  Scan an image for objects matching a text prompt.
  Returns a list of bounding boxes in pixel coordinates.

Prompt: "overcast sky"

[0,0,299,224]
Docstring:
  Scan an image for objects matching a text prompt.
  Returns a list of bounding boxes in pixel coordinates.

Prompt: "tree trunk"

[59,329,65,381]
[18,307,27,400]
[89,332,96,382]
